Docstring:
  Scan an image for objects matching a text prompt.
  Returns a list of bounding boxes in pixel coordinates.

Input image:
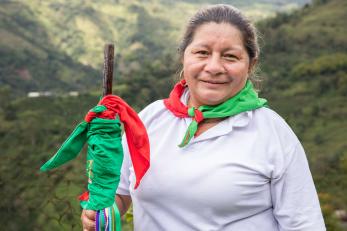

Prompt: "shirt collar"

[180,88,252,144]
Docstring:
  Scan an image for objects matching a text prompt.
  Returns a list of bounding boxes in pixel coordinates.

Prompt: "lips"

[200,79,228,84]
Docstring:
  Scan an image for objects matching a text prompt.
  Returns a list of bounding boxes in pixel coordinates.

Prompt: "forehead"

[190,22,244,49]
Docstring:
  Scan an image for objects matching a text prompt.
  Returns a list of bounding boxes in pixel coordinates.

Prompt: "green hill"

[17,0,310,68]
[0,1,100,96]
[2,0,347,230]
[259,0,347,229]
[0,0,309,97]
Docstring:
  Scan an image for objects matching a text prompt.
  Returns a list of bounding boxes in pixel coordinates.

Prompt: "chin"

[200,94,228,106]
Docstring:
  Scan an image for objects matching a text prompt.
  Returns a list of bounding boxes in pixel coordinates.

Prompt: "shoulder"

[250,107,301,153]
[251,107,307,175]
[252,107,294,132]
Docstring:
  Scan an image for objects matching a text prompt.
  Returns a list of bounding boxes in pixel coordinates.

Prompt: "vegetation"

[0,1,100,96]
[1,0,346,230]
[0,0,310,95]
[258,0,347,229]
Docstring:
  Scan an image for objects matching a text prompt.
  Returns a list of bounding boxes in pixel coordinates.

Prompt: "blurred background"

[0,0,346,230]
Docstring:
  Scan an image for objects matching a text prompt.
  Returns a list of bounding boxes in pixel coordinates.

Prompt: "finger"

[81,215,95,231]
[81,210,96,230]
[84,209,96,221]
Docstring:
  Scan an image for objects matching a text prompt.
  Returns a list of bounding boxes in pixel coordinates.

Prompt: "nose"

[204,53,226,75]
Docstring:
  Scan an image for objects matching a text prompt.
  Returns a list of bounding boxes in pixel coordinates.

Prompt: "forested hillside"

[17,0,310,68]
[0,1,100,96]
[0,0,309,97]
[259,0,347,229]
[1,0,346,230]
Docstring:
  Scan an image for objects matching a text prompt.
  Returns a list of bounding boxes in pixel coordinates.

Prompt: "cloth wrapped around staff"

[40,95,150,231]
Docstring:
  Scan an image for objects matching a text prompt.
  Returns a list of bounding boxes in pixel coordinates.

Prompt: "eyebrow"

[191,44,209,49]
[191,43,243,52]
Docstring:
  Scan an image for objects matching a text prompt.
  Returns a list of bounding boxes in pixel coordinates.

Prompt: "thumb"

[84,209,97,221]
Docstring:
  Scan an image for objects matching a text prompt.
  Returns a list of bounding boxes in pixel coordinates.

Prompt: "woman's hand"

[81,209,96,231]
[80,194,131,230]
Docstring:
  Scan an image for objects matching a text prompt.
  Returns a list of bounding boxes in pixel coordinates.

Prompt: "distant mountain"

[0,1,100,96]
[0,0,310,95]
[16,0,310,68]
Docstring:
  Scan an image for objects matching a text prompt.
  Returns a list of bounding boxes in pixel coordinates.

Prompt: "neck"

[187,96,199,108]
[187,96,217,109]
[200,117,225,124]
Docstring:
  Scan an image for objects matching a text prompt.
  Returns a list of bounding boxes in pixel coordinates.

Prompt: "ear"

[248,58,258,74]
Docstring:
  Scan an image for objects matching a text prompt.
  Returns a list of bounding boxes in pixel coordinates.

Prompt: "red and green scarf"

[164,79,267,147]
[40,95,150,231]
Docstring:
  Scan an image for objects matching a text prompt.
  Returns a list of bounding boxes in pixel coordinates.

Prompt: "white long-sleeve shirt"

[117,90,326,231]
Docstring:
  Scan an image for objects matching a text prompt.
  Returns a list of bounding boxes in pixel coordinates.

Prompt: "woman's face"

[183,22,254,107]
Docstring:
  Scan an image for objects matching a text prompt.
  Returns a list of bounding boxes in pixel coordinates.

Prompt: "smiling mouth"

[201,80,228,84]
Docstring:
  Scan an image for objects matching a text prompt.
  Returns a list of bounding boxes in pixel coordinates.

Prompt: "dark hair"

[178,4,259,64]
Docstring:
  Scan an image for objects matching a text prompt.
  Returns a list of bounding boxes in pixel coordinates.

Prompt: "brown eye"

[224,54,238,61]
[196,50,209,56]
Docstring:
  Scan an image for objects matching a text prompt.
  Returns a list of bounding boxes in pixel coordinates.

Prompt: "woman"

[82,4,326,230]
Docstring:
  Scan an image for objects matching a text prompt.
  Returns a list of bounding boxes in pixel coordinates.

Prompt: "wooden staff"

[102,44,114,96]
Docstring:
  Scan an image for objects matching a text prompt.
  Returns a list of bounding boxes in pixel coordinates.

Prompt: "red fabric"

[164,79,188,118]
[164,79,205,123]
[85,95,150,189]
[193,108,204,123]
[79,191,89,201]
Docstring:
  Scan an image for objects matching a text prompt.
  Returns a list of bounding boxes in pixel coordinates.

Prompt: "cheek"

[226,62,250,78]
[183,60,204,79]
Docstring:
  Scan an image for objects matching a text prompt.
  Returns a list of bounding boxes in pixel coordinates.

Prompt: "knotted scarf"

[40,95,150,231]
[164,79,267,147]
[84,95,150,189]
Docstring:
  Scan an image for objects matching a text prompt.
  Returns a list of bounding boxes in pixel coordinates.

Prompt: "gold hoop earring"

[179,70,184,80]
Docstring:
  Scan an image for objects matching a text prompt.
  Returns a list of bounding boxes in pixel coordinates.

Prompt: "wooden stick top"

[102,44,114,96]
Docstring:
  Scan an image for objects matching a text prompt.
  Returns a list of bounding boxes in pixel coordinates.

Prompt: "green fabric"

[80,117,123,210]
[113,201,122,230]
[40,122,88,171]
[179,80,267,147]
[92,105,107,113]
[40,106,124,211]
[100,210,105,230]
